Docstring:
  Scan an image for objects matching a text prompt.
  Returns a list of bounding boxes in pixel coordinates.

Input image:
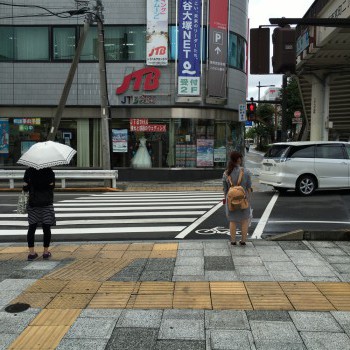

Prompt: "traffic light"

[272,26,296,74]
[250,28,270,74]
[246,102,256,121]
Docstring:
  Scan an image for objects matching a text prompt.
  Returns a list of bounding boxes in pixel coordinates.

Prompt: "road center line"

[251,192,279,239]
[175,202,223,239]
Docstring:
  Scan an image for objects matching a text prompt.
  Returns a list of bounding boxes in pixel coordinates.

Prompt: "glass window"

[53,27,76,60]
[289,145,315,158]
[0,27,14,61]
[228,33,237,67]
[228,33,246,71]
[80,26,98,60]
[104,26,146,60]
[15,27,49,60]
[237,36,246,71]
[316,144,345,159]
[265,145,290,158]
[346,145,350,159]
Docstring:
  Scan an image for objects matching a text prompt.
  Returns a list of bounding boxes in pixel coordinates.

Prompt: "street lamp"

[257,81,276,101]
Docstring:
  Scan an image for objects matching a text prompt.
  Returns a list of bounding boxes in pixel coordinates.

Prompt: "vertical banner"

[177,0,201,96]
[207,0,228,99]
[0,118,9,155]
[146,0,168,66]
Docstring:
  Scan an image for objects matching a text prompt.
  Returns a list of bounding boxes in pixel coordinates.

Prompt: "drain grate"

[5,302,30,313]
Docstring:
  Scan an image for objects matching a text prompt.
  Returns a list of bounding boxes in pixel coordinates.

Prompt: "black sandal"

[239,241,246,246]
[230,241,237,245]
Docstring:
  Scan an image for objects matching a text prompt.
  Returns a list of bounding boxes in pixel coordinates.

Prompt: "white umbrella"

[17,141,76,170]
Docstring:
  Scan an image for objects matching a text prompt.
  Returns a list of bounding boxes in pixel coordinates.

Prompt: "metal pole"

[281,74,288,142]
[96,2,111,172]
[47,19,91,141]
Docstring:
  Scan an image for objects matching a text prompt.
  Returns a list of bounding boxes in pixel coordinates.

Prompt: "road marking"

[175,202,223,239]
[0,226,187,236]
[55,201,220,206]
[251,192,279,239]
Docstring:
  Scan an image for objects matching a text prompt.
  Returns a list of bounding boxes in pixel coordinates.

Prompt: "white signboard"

[238,104,246,122]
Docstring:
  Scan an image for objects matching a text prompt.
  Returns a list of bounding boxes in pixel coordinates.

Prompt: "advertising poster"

[0,118,9,155]
[214,146,226,163]
[207,0,228,99]
[112,129,128,153]
[21,141,36,155]
[177,0,201,96]
[146,0,168,66]
[196,139,214,167]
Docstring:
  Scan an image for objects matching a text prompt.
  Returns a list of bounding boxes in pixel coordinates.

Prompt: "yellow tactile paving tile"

[11,292,57,308]
[173,294,212,309]
[288,294,335,311]
[174,282,210,294]
[0,253,16,260]
[279,282,321,294]
[74,244,105,251]
[138,282,174,294]
[127,243,154,251]
[133,294,173,309]
[98,281,140,294]
[149,250,178,258]
[152,243,178,251]
[249,294,293,310]
[70,250,100,259]
[46,293,93,309]
[325,296,350,310]
[49,245,80,252]
[61,280,102,294]
[8,325,70,350]
[47,252,74,260]
[97,250,125,259]
[0,246,28,253]
[101,243,129,251]
[210,282,247,294]
[30,309,81,326]
[88,293,131,308]
[315,282,350,295]
[245,282,284,295]
[26,280,69,293]
[212,294,253,310]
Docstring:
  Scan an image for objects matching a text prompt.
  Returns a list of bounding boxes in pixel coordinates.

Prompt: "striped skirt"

[27,205,56,226]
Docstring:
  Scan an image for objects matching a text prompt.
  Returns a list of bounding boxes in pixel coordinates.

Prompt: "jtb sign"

[116,67,161,95]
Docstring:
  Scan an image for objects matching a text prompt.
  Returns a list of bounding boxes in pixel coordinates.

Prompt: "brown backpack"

[226,169,249,211]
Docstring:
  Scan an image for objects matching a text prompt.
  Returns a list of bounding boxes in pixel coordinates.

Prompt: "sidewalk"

[1,239,350,349]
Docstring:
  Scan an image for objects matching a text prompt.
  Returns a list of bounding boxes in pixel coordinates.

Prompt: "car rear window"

[316,144,345,159]
[264,145,290,158]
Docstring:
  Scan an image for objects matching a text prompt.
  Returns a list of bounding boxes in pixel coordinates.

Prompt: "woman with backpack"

[223,151,252,246]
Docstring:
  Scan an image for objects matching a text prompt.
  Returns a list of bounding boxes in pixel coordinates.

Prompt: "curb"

[267,229,350,241]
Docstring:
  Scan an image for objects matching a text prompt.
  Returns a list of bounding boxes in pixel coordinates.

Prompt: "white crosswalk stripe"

[1,191,223,238]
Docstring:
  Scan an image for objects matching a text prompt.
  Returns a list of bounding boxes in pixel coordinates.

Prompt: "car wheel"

[273,187,288,193]
[296,175,316,196]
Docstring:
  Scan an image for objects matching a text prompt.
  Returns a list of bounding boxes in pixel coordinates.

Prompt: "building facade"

[0,0,248,180]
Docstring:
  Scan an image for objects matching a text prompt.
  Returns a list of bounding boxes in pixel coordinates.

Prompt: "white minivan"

[259,141,350,195]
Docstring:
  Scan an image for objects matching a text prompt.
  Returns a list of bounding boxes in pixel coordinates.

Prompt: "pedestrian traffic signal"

[250,28,270,74]
[246,102,256,121]
[272,26,296,74]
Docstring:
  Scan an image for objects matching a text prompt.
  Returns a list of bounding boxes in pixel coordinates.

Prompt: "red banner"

[130,118,149,126]
[130,124,166,132]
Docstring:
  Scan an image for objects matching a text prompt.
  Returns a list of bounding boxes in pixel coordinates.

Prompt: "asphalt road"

[0,187,349,243]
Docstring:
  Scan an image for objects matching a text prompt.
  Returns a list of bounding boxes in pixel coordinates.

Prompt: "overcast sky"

[247,0,315,100]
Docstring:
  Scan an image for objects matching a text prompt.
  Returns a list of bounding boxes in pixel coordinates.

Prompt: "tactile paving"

[133,294,173,309]
[210,282,247,294]
[11,292,57,308]
[174,282,210,294]
[249,294,293,310]
[138,282,174,294]
[245,282,284,295]
[60,280,102,294]
[30,309,81,326]
[211,294,253,310]
[173,294,212,309]
[26,280,69,293]
[287,294,335,311]
[46,293,93,309]
[88,293,131,308]
[98,281,139,294]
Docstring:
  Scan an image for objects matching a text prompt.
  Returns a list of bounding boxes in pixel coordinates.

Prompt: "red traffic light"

[246,102,257,121]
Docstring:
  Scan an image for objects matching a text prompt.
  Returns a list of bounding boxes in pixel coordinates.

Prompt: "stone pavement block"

[269,272,305,281]
[204,248,231,257]
[0,334,17,350]
[159,318,205,340]
[289,311,343,332]
[235,266,270,276]
[106,328,158,350]
[290,258,327,267]
[205,271,238,281]
[297,265,336,277]
[178,249,203,257]
[246,310,291,322]
[9,269,48,279]
[232,257,263,266]
[311,242,338,248]
[139,270,173,281]
[116,309,162,328]
[178,242,203,250]
[250,321,303,345]
[175,256,204,266]
[278,242,309,250]
[0,309,39,334]
[209,329,255,350]
[23,261,60,270]
[0,278,36,291]
[172,275,206,281]
[300,331,350,349]
[173,265,204,276]
[331,311,350,336]
[264,261,299,272]
[332,264,350,273]
[80,309,123,319]
[56,338,109,350]
[162,309,204,320]
[0,290,24,308]
[145,258,175,270]
[255,343,306,350]
[205,310,249,330]
[204,256,234,271]
[315,248,347,256]
[203,242,228,249]
[258,254,290,262]
[65,317,118,339]
[325,256,350,264]
[155,339,205,350]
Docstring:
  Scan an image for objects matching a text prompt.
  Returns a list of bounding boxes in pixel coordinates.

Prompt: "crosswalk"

[0,191,224,239]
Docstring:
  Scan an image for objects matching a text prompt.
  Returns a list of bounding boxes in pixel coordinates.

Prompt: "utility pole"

[281,74,288,142]
[47,16,91,141]
[96,0,111,171]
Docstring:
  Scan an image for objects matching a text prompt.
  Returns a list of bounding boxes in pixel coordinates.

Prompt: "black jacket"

[23,167,55,207]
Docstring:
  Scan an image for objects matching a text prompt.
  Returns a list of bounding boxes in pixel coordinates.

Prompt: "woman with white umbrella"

[18,141,76,260]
